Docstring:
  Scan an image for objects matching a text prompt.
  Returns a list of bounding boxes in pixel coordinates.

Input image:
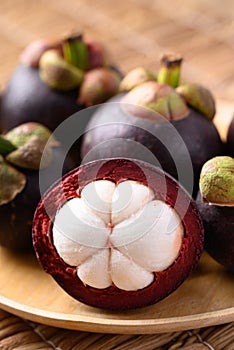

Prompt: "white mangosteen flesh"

[52,180,184,291]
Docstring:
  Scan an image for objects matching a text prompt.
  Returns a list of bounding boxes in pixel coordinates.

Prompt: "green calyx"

[120,53,217,123]
[6,135,53,170]
[5,122,55,148]
[62,33,88,70]
[0,155,26,205]
[200,156,234,206]
[78,67,121,106]
[39,49,84,91]
[38,33,90,91]
[119,67,156,92]
[0,123,57,205]
[176,83,216,121]
[0,136,17,156]
[121,81,189,121]
[3,122,56,170]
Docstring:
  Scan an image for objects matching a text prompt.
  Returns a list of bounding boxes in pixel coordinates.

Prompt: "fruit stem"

[157,54,182,88]
[0,136,17,156]
[62,33,88,70]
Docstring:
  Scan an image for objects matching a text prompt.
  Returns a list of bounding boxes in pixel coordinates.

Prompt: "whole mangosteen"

[0,33,120,134]
[33,158,204,310]
[0,122,75,251]
[81,55,224,197]
[196,156,234,272]
[227,116,234,156]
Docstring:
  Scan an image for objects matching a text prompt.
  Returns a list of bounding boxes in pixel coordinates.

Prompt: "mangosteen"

[196,156,234,272]
[0,32,121,135]
[227,116,234,156]
[33,158,204,310]
[81,55,224,197]
[0,122,75,252]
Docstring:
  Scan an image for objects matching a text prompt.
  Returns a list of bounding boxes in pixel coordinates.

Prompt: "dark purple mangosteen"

[0,33,121,139]
[227,116,234,156]
[196,156,234,272]
[0,122,75,252]
[33,158,204,310]
[81,55,224,197]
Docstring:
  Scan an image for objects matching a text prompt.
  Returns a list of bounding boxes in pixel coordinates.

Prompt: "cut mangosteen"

[196,156,234,272]
[33,158,204,310]
[81,55,224,197]
[0,122,75,251]
[0,33,121,138]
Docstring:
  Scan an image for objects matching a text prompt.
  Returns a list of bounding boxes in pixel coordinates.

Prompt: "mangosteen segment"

[53,179,184,291]
[33,159,204,310]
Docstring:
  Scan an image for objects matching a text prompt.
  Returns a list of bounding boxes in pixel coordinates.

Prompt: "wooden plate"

[0,248,233,334]
[0,100,233,334]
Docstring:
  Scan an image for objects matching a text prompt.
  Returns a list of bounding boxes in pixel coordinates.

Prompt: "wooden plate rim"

[0,294,233,334]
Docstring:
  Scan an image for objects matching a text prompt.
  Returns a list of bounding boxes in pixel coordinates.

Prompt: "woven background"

[0,0,234,100]
[0,0,234,349]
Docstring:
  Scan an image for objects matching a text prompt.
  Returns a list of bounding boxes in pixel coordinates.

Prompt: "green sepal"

[0,155,26,205]
[0,136,17,156]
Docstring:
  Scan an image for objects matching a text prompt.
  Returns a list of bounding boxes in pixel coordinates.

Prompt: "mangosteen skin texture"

[0,148,75,252]
[81,95,224,197]
[0,64,84,133]
[227,117,234,156]
[33,158,204,310]
[196,192,234,272]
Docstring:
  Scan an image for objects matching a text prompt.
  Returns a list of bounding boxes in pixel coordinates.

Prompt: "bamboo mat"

[0,0,234,349]
[0,308,233,350]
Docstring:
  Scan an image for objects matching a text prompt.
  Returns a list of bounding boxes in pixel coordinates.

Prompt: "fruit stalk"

[157,54,182,88]
[62,33,88,70]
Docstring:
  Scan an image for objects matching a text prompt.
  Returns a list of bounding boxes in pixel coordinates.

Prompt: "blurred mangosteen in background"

[227,116,234,156]
[81,54,224,197]
[33,158,204,310]
[0,122,75,252]
[196,156,234,272]
[0,32,121,151]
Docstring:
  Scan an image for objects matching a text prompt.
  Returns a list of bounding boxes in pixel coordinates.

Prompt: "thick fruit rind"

[33,158,204,310]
